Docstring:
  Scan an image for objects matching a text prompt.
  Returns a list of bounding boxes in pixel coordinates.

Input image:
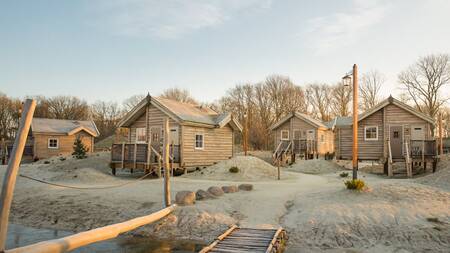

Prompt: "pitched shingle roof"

[118,95,242,131]
[270,112,328,130]
[31,118,100,137]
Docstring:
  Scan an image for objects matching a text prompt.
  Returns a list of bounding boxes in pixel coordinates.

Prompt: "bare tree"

[90,101,123,140]
[306,83,333,121]
[330,83,352,117]
[360,70,385,110]
[46,96,90,120]
[123,94,145,112]
[160,88,198,104]
[398,53,450,121]
[0,93,21,139]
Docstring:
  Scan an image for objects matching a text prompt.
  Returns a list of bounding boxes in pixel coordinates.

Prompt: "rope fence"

[19,171,155,190]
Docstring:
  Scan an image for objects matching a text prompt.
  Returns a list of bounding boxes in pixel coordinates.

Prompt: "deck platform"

[200,226,287,253]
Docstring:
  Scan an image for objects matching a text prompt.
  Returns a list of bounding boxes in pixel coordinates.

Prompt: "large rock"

[207,186,224,197]
[238,184,253,191]
[196,189,215,200]
[175,191,196,205]
[222,185,239,193]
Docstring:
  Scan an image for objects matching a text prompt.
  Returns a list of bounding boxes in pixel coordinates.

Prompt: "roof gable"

[118,95,242,132]
[270,112,328,130]
[328,96,435,128]
[31,118,99,137]
[359,96,435,124]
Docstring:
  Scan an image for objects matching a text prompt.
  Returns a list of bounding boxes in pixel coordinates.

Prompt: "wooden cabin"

[330,96,437,176]
[110,95,242,175]
[6,118,99,161]
[270,112,334,164]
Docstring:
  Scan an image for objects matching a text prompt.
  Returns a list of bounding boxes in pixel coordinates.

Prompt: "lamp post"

[342,64,358,180]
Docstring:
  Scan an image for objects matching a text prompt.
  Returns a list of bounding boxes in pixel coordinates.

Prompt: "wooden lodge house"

[329,96,437,177]
[4,118,99,162]
[270,112,334,164]
[110,95,242,175]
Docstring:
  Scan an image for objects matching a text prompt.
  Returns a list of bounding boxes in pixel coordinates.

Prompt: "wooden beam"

[163,118,171,207]
[121,143,125,169]
[0,99,36,251]
[5,205,176,253]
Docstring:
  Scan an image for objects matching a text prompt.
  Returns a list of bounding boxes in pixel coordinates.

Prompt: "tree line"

[0,53,449,149]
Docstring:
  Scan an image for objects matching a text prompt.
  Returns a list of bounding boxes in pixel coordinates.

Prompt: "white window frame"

[280,130,289,141]
[364,126,378,141]
[195,133,204,150]
[48,138,59,149]
[135,128,146,143]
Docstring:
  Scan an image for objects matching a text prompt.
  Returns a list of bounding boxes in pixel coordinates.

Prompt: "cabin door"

[390,126,403,158]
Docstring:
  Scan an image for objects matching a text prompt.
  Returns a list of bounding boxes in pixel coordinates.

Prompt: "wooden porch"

[386,139,438,177]
[110,143,181,176]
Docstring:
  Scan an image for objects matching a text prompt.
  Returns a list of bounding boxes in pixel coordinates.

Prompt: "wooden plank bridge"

[200,225,287,253]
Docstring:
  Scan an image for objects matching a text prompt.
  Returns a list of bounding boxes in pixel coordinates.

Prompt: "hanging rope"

[19,171,156,190]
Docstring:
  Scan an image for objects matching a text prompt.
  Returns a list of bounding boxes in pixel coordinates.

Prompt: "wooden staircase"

[272,140,293,166]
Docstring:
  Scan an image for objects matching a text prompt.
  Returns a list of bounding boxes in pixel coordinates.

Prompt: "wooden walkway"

[200,225,287,253]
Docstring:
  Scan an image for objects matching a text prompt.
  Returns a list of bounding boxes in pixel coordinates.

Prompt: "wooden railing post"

[133,143,137,171]
[163,118,171,207]
[0,99,36,251]
[121,143,125,169]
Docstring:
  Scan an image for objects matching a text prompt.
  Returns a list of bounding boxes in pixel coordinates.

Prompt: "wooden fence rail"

[5,205,176,253]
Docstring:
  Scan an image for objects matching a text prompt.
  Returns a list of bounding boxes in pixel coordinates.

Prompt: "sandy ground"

[1,152,449,252]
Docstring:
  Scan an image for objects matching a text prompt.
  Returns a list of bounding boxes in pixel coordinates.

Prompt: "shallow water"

[6,224,205,252]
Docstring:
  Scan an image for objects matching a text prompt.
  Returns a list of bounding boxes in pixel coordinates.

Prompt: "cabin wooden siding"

[273,116,333,155]
[122,102,235,168]
[32,131,94,159]
[128,105,179,144]
[316,128,334,154]
[181,125,233,167]
[336,103,433,160]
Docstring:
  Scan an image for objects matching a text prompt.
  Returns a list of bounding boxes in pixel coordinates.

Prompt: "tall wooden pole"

[439,112,443,155]
[243,110,248,156]
[163,118,171,207]
[0,99,36,250]
[352,64,358,180]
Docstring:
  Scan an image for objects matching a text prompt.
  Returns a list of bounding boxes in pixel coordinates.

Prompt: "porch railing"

[410,140,436,157]
[111,143,180,164]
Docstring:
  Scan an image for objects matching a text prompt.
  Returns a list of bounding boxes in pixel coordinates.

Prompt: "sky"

[1,0,450,104]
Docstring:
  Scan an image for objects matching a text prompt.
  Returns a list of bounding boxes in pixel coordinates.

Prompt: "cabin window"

[136,128,146,143]
[364,126,378,141]
[48,138,59,149]
[281,130,289,140]
[195,134,204,149]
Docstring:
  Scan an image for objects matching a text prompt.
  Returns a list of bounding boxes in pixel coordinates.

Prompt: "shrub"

[44,161,50,164]
[229,166,239,173]
[72,137,88,159]
[344,179,366,190]
[339,172,349,178]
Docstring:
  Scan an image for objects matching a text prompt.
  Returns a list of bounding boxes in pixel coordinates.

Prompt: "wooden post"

[277,159,281,180]
[352,64,358,180]
[439,113,443,156]
[5,205,176,253]
[163,118,171,207]
[388,138,393,177]
[133,143,137,172]
[0,99,36,251]
[121,143,125,169]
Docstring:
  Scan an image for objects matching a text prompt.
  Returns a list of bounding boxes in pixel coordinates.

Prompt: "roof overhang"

[67,126,99,137]
[358,96,435,125]
[270,112,328,131]
[117,95,182,128]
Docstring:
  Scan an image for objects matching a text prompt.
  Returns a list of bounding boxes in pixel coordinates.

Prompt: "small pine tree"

[72,137,88,159]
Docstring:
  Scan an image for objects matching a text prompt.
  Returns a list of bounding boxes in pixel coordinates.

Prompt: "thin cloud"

[93,0,272,39]
[306,0,391,53]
